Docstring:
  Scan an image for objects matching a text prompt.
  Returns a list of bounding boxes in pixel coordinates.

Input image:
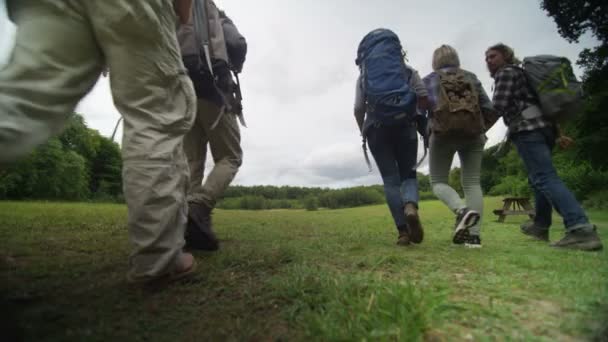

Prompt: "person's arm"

[354,76,365,134]
[409,69,430,112]
[491,68,516,118]
[174,0,193,25]
[472,73,498,131]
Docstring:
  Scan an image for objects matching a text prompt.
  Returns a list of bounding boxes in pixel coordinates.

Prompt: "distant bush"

[318,187,384,209]
[303,196,319,211]
[216,196,301,210]
[583,190,608,210]
[419,191,436,201]
[488,175,531,197]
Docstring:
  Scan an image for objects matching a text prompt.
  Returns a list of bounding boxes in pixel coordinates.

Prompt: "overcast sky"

[76,0,598,188]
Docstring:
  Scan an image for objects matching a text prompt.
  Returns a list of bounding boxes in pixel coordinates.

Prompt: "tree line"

[0,114,122,201]
[1,1,605,210]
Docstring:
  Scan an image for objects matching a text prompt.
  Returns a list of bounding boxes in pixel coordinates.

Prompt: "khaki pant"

[184,98,242,208]
[0,0,196,281]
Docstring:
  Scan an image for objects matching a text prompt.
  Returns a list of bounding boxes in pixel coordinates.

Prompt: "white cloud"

[76,0,599,187]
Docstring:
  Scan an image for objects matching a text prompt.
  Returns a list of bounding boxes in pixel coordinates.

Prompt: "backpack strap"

[193,0,214,76]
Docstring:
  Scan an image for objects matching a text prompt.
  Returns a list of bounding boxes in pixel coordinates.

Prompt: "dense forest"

[1,1,606,210]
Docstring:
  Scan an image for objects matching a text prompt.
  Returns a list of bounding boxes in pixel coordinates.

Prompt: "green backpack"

[522,55,584,121]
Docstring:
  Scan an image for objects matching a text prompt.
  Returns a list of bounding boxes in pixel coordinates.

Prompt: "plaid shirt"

[491,65,551,134]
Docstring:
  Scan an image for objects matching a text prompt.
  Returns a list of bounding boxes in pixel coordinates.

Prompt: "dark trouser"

[511,127,592,232]
[366,123,419,229]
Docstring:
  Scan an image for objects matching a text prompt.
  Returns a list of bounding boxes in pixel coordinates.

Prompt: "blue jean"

[511,127,590,232]
[366,123,419,229]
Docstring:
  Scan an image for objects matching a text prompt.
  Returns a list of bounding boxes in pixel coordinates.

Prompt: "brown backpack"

[431,69,484,137]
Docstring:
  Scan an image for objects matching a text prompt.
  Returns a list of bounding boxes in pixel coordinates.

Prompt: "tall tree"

[541,0,608,169]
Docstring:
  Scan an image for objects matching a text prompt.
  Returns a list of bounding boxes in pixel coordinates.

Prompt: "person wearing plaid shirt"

[486,43,602,251]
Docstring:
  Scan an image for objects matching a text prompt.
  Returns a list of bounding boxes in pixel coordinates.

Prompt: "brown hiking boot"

[397,229,411,246]
[185,202,219,251]
[405,203,424,243]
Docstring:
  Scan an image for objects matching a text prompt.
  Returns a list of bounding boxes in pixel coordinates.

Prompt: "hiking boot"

[520,221,549,242]
[185,202,219,251]
[464,235,482,248]
[127,252,197,289]
[453,208,479,244]
[550,226,603,252]
[405,203,424,244]
[397,229,411,246]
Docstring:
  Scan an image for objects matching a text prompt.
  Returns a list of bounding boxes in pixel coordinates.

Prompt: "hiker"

[0,0,199,284]
[354,28,429,246]
[486,43,603,251]
[177,1,247,251]
[422,45,497,248]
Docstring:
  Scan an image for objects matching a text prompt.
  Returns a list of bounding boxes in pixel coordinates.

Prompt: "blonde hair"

[486,43,522,65]
[432,44,460,71]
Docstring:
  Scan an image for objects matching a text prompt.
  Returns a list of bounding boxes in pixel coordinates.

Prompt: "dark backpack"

[430,69,484,137]
[355,29,417,125]
[219,10,247,74]
[521,55,583,121]
[177,0,247,107]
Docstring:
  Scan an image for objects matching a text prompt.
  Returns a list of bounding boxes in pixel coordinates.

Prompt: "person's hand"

[417,96,430,112]
[557,135,574,150]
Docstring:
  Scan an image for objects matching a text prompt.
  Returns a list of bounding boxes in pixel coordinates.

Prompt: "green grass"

[1,198,607,341]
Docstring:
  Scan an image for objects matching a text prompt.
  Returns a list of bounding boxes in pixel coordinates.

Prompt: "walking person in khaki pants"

[177,1,245,251]
[0,0,198,285]
[183,96,242,251]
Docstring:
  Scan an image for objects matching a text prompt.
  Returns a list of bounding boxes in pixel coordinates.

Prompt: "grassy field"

[1,198,607,341]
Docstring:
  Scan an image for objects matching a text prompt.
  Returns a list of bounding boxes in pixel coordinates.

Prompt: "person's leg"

[394,124,423,242]
[429,134,480,244]
[367,126,408,243]
[395,126,419,205]
[90,0,197,280]
[511,128,589,230]
[197,98,243,208]
[512,128,602,251]
[184,104,209,204]
[533,186,553,228]
[457,135,485,247]
[429,134,464,212]
[457,135,485,237]
[0,0,102,165]
[520,184,552,242]
[185,98,242,251]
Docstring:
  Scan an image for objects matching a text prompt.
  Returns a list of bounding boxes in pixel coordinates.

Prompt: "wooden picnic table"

[493,197,535,222]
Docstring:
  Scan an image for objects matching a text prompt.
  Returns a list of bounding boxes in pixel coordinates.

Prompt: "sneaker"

[520,221,549,242]
[185,202,219,251]
[397,229,411,246]
[464,235,482,248]
[453,208,480,244]
[405,203,424,244]
[550,226,603,251]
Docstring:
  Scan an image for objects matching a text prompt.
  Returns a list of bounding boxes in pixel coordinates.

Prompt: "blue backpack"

[355,29,417,125]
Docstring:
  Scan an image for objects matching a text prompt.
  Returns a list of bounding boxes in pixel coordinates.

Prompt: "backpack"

[355,29,417,125]
[521,55,583,121]
[430,69,484,137]
[177,1,246,94]
[219,10,247,73]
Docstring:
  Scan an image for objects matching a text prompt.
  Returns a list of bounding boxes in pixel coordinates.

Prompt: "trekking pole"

[234,73,247,127]
[111,117,123,142]
[362,137,372,172]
